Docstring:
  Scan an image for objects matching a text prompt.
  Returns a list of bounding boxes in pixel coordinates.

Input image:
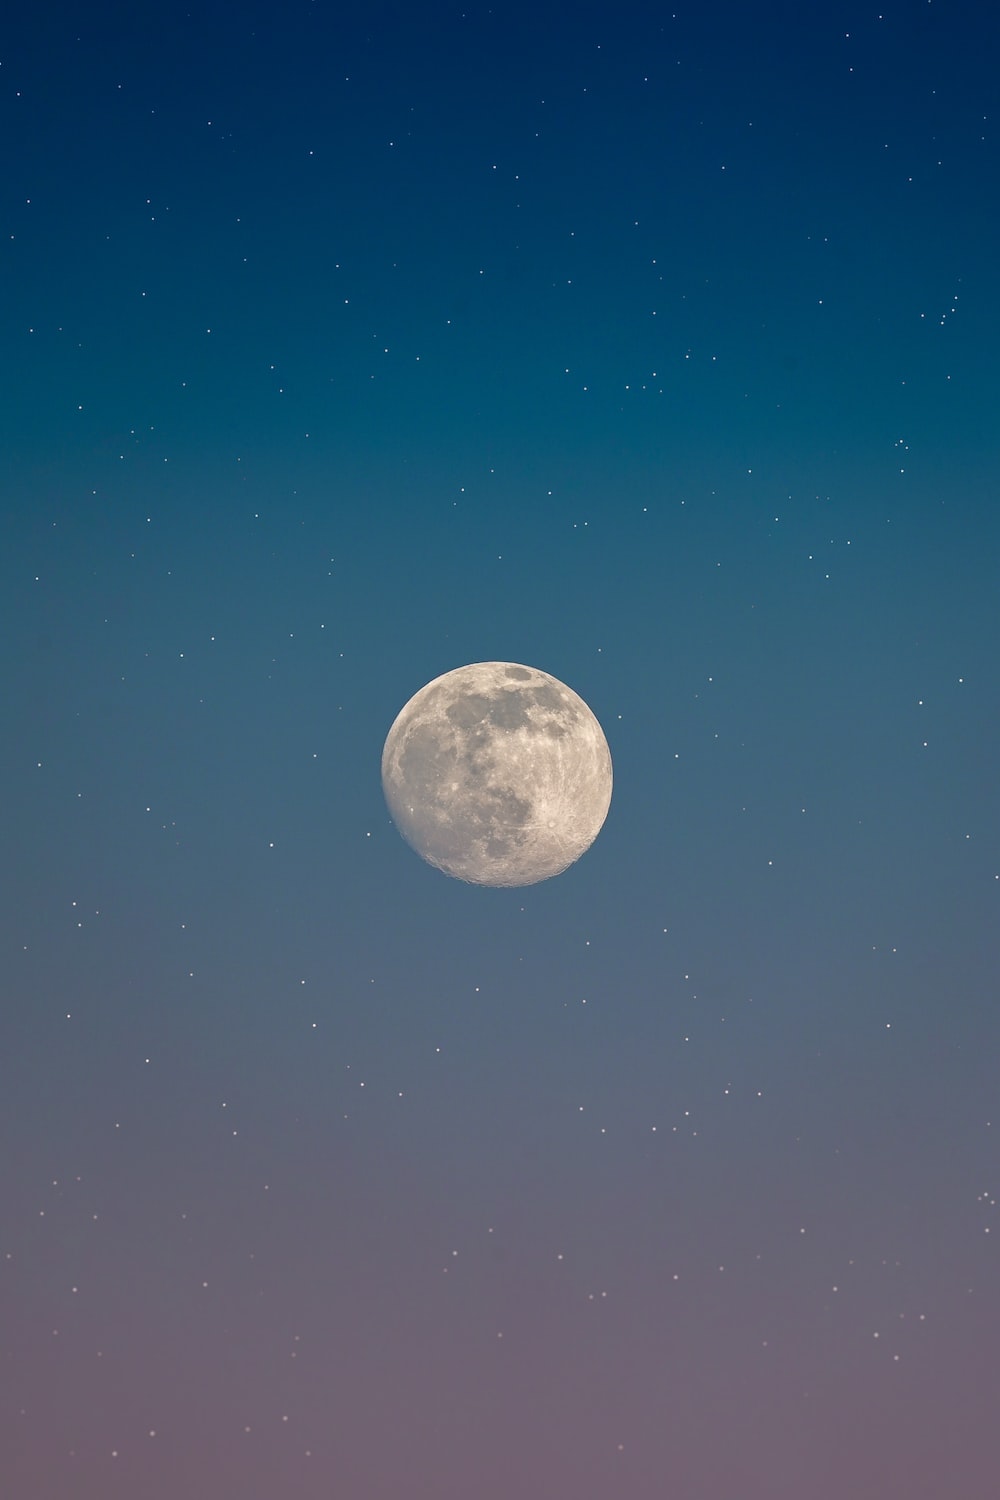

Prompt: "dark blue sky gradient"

[3,3,999,1496]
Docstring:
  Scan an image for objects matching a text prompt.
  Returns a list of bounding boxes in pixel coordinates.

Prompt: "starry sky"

[3,2,999,1495]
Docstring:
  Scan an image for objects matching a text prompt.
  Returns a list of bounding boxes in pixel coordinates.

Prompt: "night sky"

[3,2,999,1496]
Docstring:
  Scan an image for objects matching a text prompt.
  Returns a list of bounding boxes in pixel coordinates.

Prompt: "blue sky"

[3,4,998,1496]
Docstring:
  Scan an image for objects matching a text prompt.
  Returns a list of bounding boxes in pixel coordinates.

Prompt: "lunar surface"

[381,662,613,886]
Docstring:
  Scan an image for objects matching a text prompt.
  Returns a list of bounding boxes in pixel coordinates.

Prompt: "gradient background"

[2,2,998,1496]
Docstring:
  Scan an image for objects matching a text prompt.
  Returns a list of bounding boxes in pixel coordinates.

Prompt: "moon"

[381,662,613,886]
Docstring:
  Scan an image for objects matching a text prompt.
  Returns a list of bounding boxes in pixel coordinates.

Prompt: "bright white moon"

[381,662,613,886]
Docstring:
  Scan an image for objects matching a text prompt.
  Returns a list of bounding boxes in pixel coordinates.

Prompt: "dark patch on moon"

[484,690,533,732]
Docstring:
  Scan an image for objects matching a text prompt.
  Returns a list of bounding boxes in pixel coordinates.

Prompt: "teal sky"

[3,3,998,1496]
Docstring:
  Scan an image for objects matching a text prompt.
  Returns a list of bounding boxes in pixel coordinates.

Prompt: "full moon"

[381,662,613,886]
